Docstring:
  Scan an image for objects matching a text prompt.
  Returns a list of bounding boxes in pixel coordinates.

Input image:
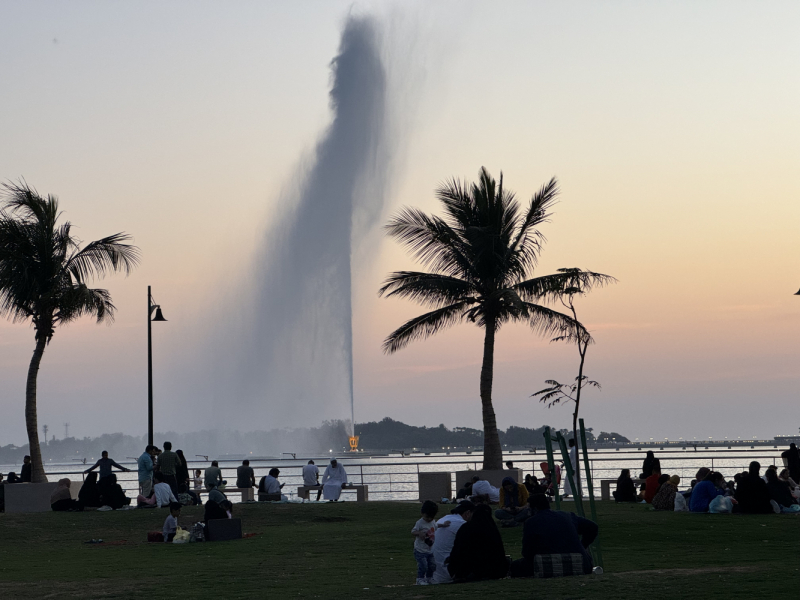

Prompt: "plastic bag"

[172,529,191,544]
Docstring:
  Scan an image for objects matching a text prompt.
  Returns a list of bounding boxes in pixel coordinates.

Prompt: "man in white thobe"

[321,458,347,501]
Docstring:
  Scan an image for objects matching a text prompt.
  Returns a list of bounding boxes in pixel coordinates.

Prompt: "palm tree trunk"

[480,319,502,470]
[25,336,48,483]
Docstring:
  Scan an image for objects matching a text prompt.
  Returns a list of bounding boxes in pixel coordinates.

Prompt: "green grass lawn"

[1,501,798,599]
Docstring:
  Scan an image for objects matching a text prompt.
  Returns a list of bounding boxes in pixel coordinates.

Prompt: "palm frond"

[384,207,476,280]
[513,269,617,303]
[64,232,140,283]
[382,301,469,354]
[520,301,593,344]
[55,285,116,324]
[377,271,476,308]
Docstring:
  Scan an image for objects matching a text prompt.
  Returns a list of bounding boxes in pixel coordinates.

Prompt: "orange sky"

[0,2,798,444]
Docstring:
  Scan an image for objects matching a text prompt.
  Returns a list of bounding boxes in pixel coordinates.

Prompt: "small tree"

[532,269,615,492]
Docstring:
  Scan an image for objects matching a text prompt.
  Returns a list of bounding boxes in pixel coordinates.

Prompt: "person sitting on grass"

[455,481,473,500]
[509,493,598,578]
[204,494,230,522]
[495,476,530,527]
[78,471,102,508]
[613,469,637,503]
[154,472,179,508]
[163,502,183,542]
[652,475,680,511]
[447,504,508,582]
[50,479,83,511]
[733,462,772,514]
[97,473,131,510]
[470,477,500,504]
[778,469,800,498]
[765,468,800,512]
[431,501,474,584]
[690,471,725,513]
[412,500,447,585]
[644,467,663,504]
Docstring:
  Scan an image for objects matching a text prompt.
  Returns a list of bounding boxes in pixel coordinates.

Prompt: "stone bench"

[4,482,75,513]
[297,484,368,502]
[196,487,254,503]
[600,478,645,501]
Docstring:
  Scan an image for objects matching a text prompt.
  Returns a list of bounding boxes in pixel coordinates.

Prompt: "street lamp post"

[147,286,167,447]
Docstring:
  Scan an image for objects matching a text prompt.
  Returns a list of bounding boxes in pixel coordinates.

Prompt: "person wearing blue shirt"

[138,445,155,497]
[690,471,725,513]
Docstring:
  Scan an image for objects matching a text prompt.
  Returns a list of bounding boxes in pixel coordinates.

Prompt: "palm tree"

[379,168,613,470]
[0,182,140,482]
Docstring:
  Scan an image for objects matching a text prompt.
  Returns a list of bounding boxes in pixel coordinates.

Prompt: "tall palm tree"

[379,168,613,470]
[0,182,140,483]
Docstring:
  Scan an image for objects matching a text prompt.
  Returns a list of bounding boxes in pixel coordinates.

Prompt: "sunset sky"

[1,1,798,446]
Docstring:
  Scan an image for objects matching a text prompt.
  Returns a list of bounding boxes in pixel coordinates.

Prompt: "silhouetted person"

[236,459,256,489]
[765,468,798,511]
[509,493,598,578]
[734,462,772,514]
[20,455,32,483]
[84,451,130,481]
[447,504,508,581]
[613,469,637,503]
[78,471,101,508]
[642,451,659,478]
[781,443,800,482]
[158,441,180,496]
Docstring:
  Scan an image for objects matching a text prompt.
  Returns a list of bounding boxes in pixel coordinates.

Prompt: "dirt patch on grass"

[311,515,352,523]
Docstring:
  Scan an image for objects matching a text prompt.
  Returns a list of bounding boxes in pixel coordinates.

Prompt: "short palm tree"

[0,182,140,482]
[379,168,613,470]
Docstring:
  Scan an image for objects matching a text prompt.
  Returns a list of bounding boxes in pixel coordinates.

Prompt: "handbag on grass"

[533,553,585,578]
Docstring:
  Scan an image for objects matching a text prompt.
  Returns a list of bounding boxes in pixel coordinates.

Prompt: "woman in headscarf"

[78,471,101,508]
[613,469,637,502]
[652,475,680,510]
[175,449,190,493]
[642,451,660,478]
[50,479,82,511]
[97,473,130,510]
[494,476,530,526]
[447,504,508,581]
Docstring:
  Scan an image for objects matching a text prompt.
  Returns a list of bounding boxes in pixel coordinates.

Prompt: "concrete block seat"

[297,484,368,502]
[196,487,254,503]
[4,482,76,514]
[206,518,242,541]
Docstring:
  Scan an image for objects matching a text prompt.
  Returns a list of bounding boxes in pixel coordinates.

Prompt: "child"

[163,502,182,542]
[194,469,203,490]
[411,500,447,585]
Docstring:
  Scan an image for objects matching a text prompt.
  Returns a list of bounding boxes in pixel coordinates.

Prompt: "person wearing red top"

[644,468,662,503]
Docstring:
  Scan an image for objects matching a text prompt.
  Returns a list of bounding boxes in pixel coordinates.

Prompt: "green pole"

[543,427,560,510]
[556,432,585,518]
[579,418,604,570]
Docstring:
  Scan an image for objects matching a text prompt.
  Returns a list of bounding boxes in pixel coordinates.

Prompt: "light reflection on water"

[2,445,787,502]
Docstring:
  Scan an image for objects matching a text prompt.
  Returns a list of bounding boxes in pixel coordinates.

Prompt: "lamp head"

[152,307,168,322]
[795,288,800,296]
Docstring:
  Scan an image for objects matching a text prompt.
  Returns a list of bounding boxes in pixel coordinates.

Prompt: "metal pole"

[579,418,604,570]
[147,286,153,447]
[556,432,585,518]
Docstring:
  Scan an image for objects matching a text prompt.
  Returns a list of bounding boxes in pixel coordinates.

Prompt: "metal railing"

[29,449,787,501]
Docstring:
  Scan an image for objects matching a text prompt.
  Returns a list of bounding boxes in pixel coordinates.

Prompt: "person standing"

[175,450,191,493]
[302,460,322,501]
[411,500,441,585]
[20,456,32,483]
[781,443,800,482]
[158,442,180,496]
[236,460,256,489]
[84,451,130,481]
[138,445,155,497]
[321,458,348,501]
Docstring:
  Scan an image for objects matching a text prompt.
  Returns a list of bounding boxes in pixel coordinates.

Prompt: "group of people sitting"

[0,455,33,512]
[411,490,598,585]
[613,446,800,514]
